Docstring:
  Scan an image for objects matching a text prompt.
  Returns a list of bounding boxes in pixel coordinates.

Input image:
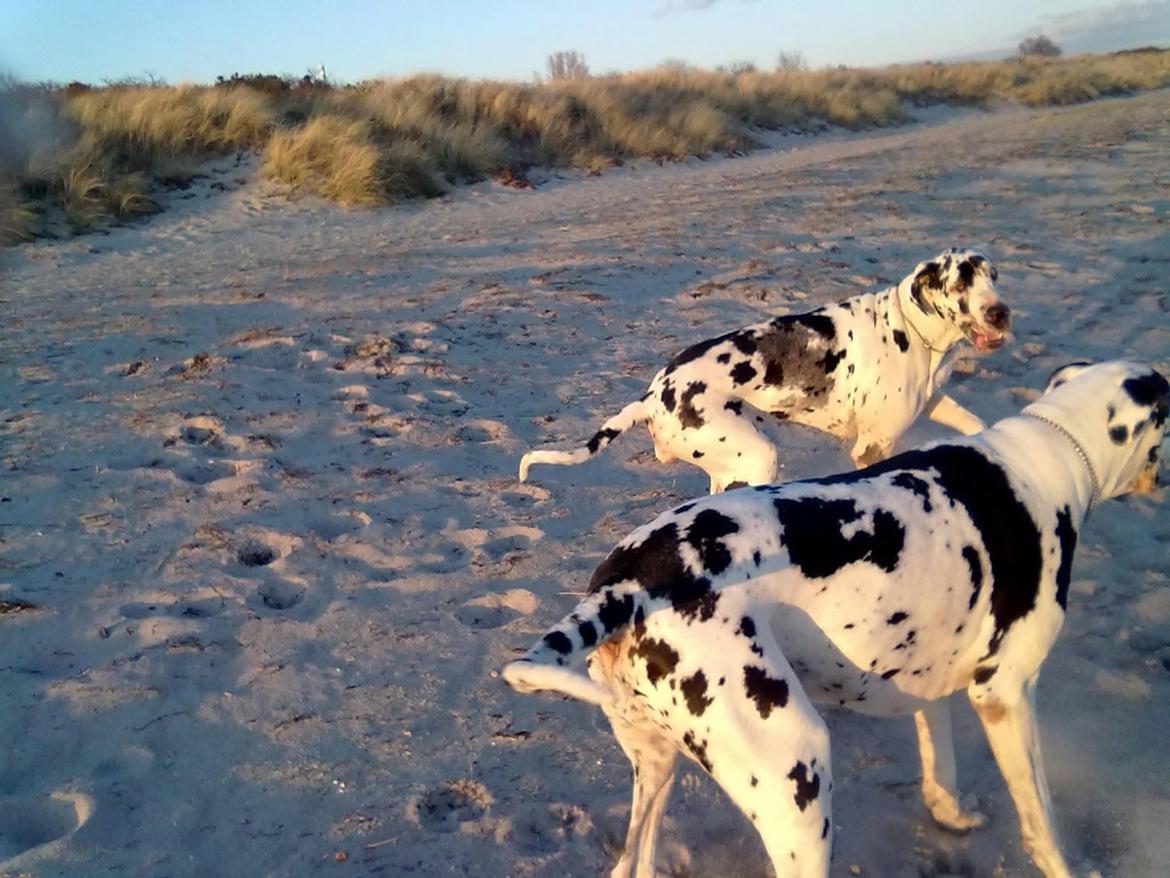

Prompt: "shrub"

[1019,35,1063,58]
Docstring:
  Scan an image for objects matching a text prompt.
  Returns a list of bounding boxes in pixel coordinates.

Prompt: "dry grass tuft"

[263,114,444,204]
[66,85,274,166]
[0,184,35,244]
[2,50,1170,243]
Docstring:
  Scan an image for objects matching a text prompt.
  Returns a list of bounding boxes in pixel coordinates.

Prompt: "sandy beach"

[1,89,1168,877]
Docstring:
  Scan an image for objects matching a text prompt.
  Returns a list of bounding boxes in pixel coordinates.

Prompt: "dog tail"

[519,398,649,482]
[501,582,646,708]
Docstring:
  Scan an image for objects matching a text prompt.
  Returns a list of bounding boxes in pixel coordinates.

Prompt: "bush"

[1019,35,1062,58]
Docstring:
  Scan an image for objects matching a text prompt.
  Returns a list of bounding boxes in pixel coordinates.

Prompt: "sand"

[1,90,1168,878]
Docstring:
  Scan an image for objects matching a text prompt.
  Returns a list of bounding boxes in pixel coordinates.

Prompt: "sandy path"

[1,90,1168,877]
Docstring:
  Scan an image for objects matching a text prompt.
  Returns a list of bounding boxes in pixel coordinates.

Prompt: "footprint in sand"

[165,415,266,489]
[452,418,512,444]
[498,483,550,512]
[307,510,370,543]
[234,531,307,611]
[446,525,543,565]
[92,745,155,781]
[0,791,95,866]
[119,596,226,621]
[407,779,493,833]
[510,802,594,856]
[453,588,539,629]
[256,580,305,611]
[237,539,278,567]
[176,460,238,485]
[180,415,223,447]
[222,329,300,371]
[237,530,300,567]
[335,384,419,443]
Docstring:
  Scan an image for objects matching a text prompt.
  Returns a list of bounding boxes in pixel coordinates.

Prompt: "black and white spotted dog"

[520,248,1010,493]
[504,360,1169,878]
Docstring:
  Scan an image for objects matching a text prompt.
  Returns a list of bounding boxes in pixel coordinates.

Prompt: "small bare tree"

[727,60,757,75]
[546,51,590,81]
[777,50,806,71]
[1018,35,1062,57]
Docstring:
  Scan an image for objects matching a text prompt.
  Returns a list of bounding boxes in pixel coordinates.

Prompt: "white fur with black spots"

[504,360,1169,878]
[520,247,1010,493]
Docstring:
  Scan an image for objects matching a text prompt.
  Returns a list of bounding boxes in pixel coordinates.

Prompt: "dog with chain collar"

[504,360,1168,878]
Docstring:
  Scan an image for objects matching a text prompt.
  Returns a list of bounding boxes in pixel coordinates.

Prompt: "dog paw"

[930,805,987,833]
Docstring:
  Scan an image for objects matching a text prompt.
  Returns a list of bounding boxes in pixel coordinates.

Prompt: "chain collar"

[1021,412,1100,509]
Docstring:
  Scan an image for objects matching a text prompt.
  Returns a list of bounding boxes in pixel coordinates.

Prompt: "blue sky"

[3,0,1169,84]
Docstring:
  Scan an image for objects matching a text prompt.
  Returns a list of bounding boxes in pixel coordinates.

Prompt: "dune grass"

[2,49,1169,242]
[0,184,35,244]
[262,114,445,204]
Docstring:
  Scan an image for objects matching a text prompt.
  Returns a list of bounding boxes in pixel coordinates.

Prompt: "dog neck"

[1019,413,1100,510]
[894,278,958,356]
[977,415,1099,522]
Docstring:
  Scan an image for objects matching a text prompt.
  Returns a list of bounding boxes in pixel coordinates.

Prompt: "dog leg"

[684,403,780,491]
[605,715,678,878]
[706,679,832,875]
[969,678,1072,878]
[850,434,893,469]
[686,613,832,877]
[647,422,678,464]
[608,606,833,876]
[913,699,986,831]
[924,392,985,436]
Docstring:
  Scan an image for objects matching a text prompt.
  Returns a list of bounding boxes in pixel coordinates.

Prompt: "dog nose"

[985,302,1010,330]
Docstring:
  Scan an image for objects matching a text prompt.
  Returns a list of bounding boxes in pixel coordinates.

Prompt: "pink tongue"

[973,333,997,352]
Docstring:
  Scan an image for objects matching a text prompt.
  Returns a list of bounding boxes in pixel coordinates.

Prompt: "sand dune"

[1,90,1168,877]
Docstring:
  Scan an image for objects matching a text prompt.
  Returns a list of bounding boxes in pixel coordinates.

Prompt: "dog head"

[908,248,1009,353]
[1037,360,1169,499]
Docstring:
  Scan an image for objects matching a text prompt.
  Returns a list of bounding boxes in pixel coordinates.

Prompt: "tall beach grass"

[2,49,1169,241]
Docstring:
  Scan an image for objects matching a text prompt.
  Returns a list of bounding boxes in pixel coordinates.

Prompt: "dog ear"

[1044,361,1094,392]
[910,261,942,315]
[1122,369,1170,426]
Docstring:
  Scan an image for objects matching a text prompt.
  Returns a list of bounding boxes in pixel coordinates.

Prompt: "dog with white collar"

[503,360,1168,878]
[520,248,1011,493]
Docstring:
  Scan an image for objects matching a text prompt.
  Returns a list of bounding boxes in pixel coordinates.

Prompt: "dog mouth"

[966,327,1007,353]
